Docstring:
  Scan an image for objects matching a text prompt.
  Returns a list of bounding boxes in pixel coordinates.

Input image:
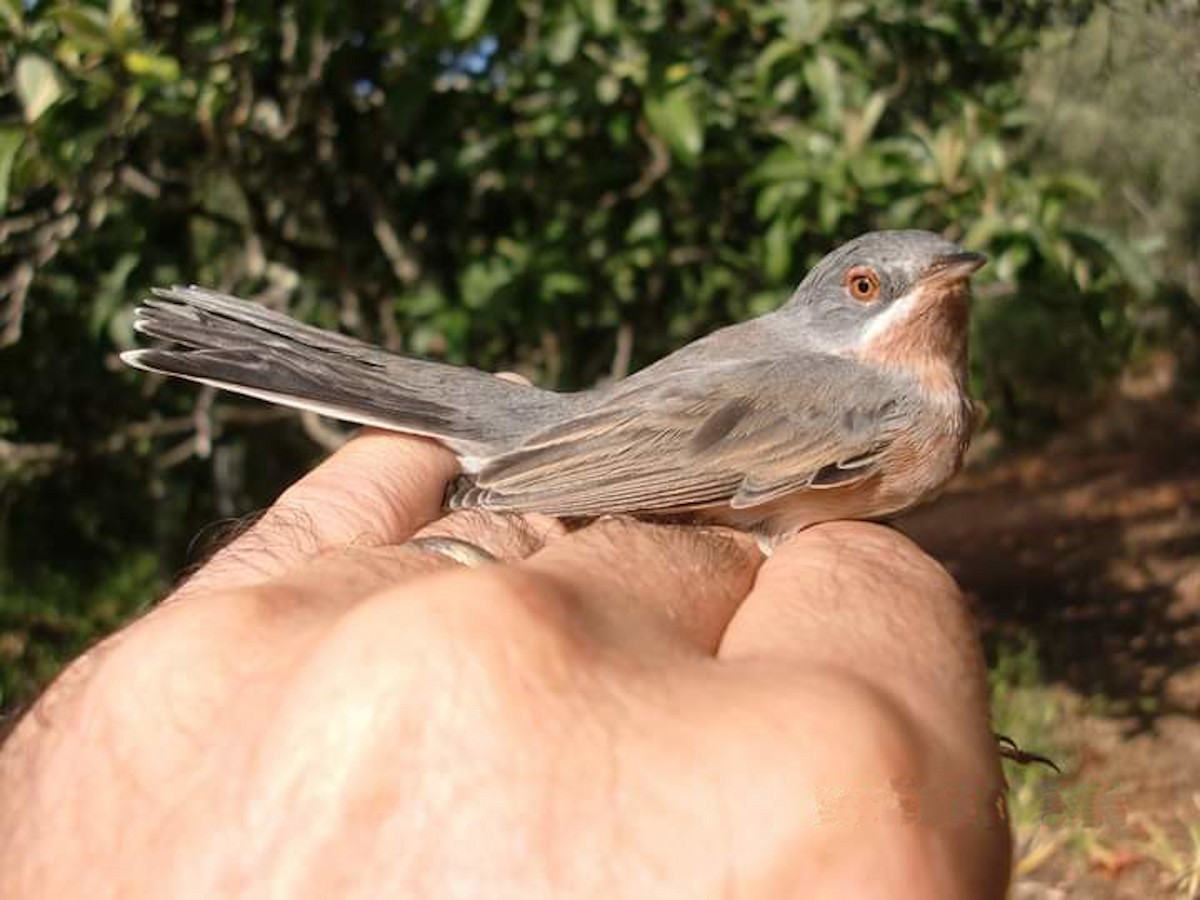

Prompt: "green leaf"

[802,53,842,121]
[460,257,512,309]
[1066,227,1157,299]
[644,83,704,165]
[817,188,842,232]
[748,146,810,184]
[962,212,1007,251]
[588,0,616,34]
[542,271,586,297]
[747,289,788,316]
[755,183,789,220]
[0,128,23,213]
[548,17,583,64]
[50,5,111,54]
[844,90,888,153]
[398,283,448,317]
[108,0,139,40]
[664,62,689,86]
[922,13,959,36]
[15,55,66,124]
[763,218,792,283]
[782,0,833,45]
[91,252,140,338]
[452,0,491,40]
[595,74,620,104]
[123,51,181,82]
[754,38,801,94]
[625,208,661,243]
[0,0,22,34]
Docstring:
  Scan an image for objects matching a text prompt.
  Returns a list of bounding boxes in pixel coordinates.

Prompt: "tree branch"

[0,406,295,477]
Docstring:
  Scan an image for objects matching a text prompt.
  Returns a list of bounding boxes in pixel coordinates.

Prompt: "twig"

[369,199,421,286]
[610,320,634,381]
[0,262,34,347]
[0,206,80,347]
[0,208,54,242]
[625,119,672,201]
[601,119,671,208]
[118,165,162,199]
[193,387,215,459]
[0,406,295,475]
[1120,183,1159,230]
[973,280,1018,300]
[374,287,405,352]
[299,410,350,451]
[540,330,563,387]
[667,246,709,266]
[157,435,204,470]
[0,438,63,469]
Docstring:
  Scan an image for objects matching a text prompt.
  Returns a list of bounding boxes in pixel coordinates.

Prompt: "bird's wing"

[451,354,906,515]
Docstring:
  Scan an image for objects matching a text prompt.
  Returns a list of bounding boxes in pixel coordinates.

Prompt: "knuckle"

[434,567,585,662]
[808,521,950,581]
[336,567,589,683]
[308,568,593,751]
[819,674,927,781]
[767,670,1010,896]
[19,601,208,748]
[714,663,926,791]
[789,521,966,614]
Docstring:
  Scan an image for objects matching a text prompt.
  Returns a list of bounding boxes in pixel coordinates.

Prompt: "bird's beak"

[920,251,988,284]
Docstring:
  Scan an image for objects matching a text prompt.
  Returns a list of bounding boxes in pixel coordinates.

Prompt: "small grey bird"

[122,229,986,540]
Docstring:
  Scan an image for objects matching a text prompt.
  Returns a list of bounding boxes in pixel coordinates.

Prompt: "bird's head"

[783,230,987,365]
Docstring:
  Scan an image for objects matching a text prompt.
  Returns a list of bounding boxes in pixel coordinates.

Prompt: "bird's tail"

[122,286,556,456]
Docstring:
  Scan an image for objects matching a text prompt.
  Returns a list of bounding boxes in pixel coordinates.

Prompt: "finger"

[259,508,565,602]
[719,523,986,700]
[177,429,458,598]
[519,518,763,654]
[56,516,544,753]
[174,509,566,624]
[150,489,563,691]
[718,522,997,774]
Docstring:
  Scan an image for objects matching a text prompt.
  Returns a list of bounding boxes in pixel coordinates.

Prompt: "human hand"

[0,430,1011,899]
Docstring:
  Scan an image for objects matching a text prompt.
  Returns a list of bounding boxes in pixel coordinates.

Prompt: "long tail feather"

[122,286,557,455]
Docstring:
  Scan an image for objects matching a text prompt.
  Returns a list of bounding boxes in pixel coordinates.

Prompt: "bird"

[122,229,987,543]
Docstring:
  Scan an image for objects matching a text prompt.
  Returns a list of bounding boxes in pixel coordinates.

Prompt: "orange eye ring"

[845,267,881,302]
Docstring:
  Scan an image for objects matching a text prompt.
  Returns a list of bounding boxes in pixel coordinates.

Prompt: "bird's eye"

[845,267,881,303]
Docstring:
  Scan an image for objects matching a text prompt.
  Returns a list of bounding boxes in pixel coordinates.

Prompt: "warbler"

[123,230,986,541]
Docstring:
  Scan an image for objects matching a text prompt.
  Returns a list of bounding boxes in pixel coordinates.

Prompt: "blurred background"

[1,0,1198,894]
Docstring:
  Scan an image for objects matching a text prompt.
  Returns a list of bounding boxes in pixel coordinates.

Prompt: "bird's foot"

[995,733,1061,772]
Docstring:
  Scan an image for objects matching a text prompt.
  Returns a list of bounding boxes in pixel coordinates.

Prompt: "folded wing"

[449,355,905,515]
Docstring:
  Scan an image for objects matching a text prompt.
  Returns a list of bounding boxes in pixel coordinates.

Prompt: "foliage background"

[1,0,1197,711]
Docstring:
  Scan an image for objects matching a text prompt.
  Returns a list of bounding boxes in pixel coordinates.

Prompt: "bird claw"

[995,733,1061,773]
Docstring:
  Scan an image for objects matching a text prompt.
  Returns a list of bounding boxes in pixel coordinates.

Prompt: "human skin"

[0,430,1011,899]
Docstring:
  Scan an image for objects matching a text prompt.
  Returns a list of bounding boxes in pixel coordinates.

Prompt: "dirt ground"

[898,383,1200,898]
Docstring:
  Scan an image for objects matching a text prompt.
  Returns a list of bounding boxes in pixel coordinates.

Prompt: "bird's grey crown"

[794,229,969,297]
